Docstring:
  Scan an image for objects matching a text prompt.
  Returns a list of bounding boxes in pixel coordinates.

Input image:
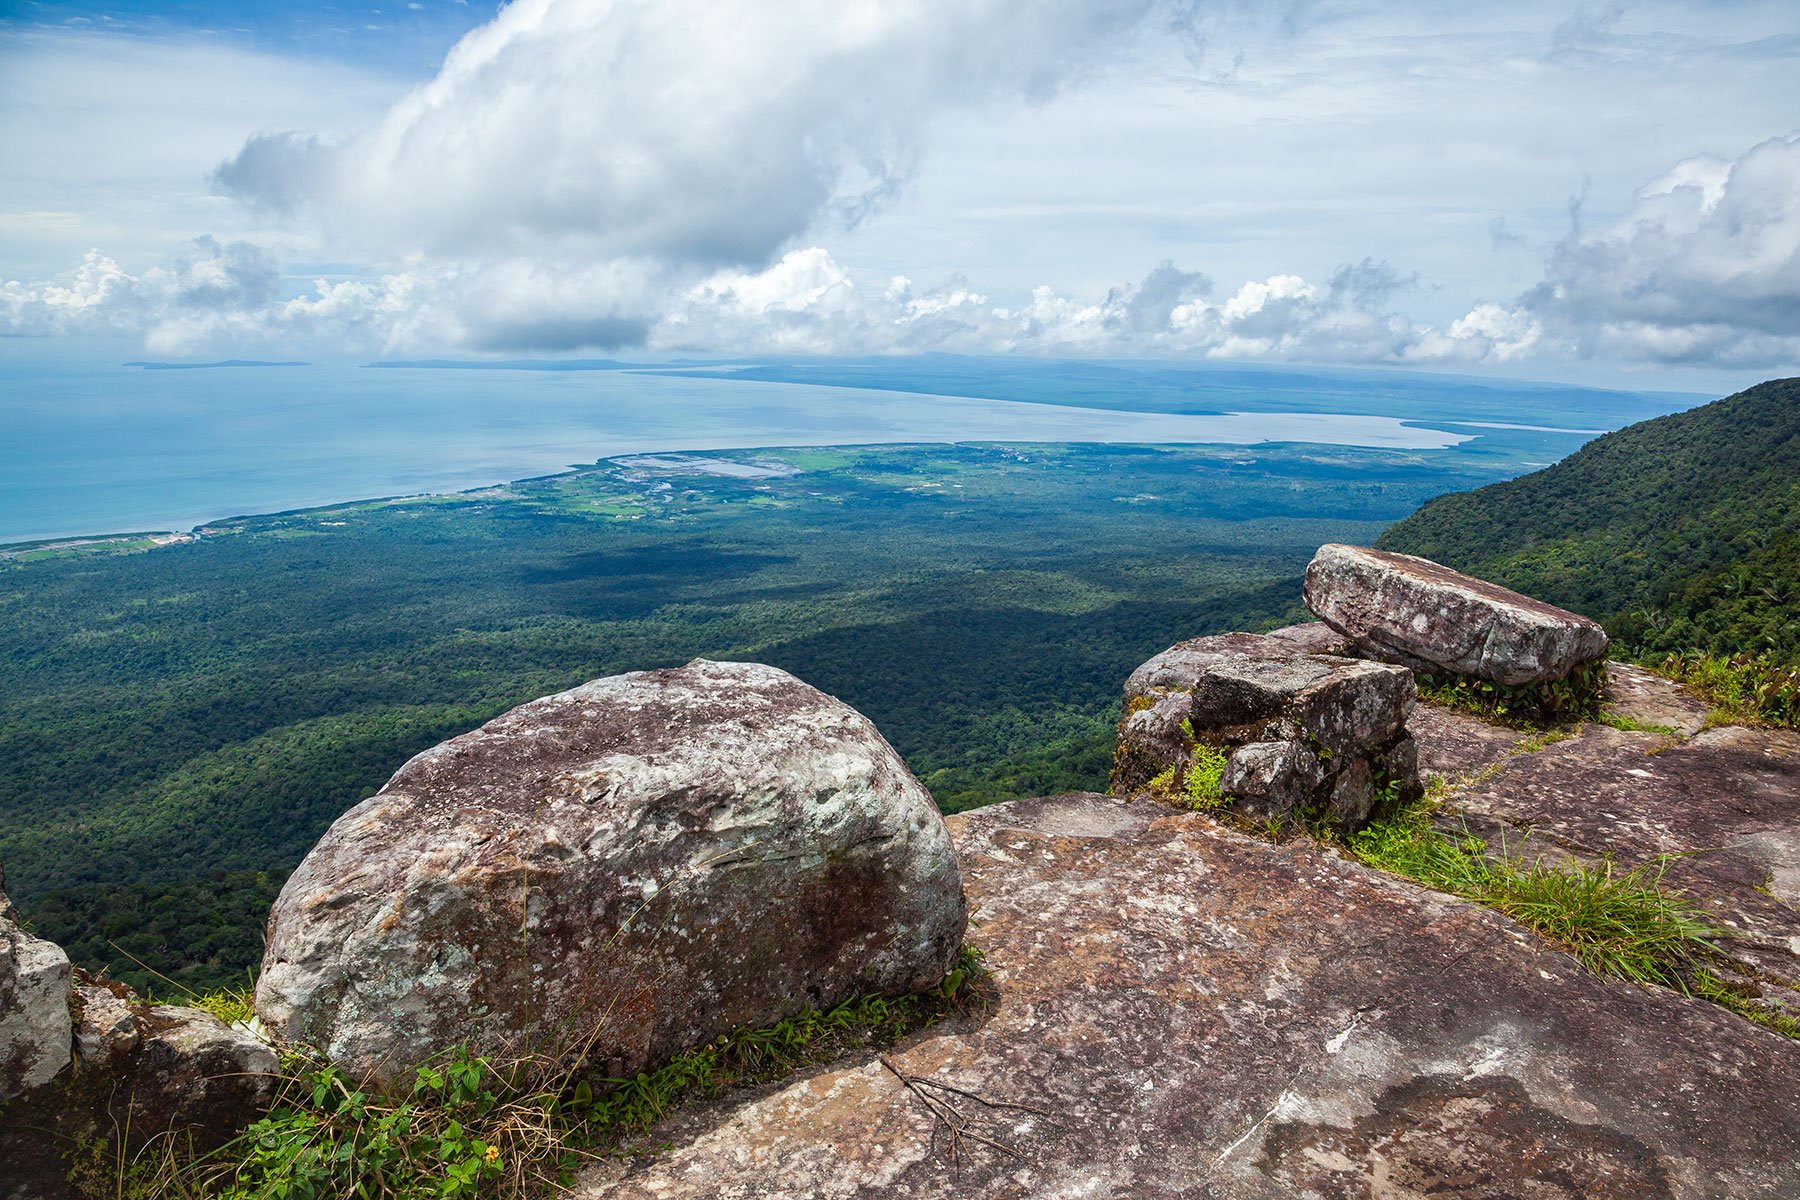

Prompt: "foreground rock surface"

[1448,718,1800,1017]
[258,659,967,1085]
[579,793,1800,1199]
[1304,543,1609,683]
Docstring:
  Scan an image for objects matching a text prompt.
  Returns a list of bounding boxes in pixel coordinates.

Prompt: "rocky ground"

[578,668,1800,1199]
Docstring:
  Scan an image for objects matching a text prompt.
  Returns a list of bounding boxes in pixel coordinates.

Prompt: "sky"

[1,0,1797,391]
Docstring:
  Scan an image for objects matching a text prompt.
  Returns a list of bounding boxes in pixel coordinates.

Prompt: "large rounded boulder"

[256,659,967,1087]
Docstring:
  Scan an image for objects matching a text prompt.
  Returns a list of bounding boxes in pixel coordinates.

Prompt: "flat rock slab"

[579,793,1800,1199]
[1606,662,1712,736]
[1304,543,1609,684]
[1407,701,1526,781]
[1452,723,1800,1002]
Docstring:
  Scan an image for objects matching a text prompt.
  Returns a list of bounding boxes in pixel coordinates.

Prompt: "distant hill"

[1378,377,1800,661]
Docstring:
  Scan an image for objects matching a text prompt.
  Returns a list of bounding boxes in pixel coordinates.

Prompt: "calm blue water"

[0,344,1489,544]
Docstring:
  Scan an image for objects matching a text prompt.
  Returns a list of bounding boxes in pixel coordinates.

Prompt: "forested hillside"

[3,441,1503,993]
[1379,378,1800,661]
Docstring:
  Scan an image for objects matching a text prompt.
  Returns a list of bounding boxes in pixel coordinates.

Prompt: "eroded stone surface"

[1449,722,1800,1011]
[578,793,1800,1199]
[257,659,967,1086]
[1220,740,1323,818]
[1261,621,1353,656]
[1115,632,1415,829]
[1606,662,1712,736]
[1,883,71,1101]
[1304,543,1609,684]
[1408,700,1528,781]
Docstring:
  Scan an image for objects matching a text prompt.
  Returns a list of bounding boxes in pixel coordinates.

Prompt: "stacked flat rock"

[257,659,968,1088]
[1113,628,1418,828]
[1304,543,1608,684]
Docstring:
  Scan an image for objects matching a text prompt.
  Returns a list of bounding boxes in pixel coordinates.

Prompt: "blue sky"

[3,1,1797,390]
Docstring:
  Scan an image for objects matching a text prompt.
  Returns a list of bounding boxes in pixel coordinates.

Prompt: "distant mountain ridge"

[1378,377,1800,661]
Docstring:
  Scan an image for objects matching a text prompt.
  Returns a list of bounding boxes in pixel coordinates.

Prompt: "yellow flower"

[484,1144,501,1165]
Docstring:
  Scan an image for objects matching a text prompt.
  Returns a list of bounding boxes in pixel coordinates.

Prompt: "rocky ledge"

[576,557,1798,1199]
[578,790,1800,1199]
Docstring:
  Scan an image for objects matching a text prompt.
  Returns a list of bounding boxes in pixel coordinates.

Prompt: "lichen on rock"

[256,658,969,1088]
[1303,542,1609,685]
[1,881,72,1103]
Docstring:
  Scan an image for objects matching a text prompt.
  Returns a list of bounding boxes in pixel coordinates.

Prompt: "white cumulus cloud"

[1514,133,1800,365]
[213,0,1191,270]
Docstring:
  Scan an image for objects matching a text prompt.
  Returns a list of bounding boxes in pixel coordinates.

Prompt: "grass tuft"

[1483,857,1720,987]
[1349,804,1722,987]
[1652,651,1799,728]
[162,945,992,1199]
[1594,709,1682,737]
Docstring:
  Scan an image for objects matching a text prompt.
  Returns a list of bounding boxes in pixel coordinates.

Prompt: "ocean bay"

[0,348,1476,544]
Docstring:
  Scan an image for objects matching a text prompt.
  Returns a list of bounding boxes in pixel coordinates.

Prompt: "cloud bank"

[2,0,1796,372]
[213,0,1190,267]
[1519,134,1800,365]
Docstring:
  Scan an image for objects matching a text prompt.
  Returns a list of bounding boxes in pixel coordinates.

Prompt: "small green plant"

[174,945,993,1198]
[1511,728,1572,754]
[207,1050,539,1200]
[1653,651,1799,728]
[1415,659,1607,726]
[1181,744,1229,812]
[189,981,256,1027]
[1690,968,1800,1039]
[1594,709,1681,737]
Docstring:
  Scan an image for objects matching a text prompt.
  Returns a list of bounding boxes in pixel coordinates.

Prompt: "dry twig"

[877,1055,1051,1175]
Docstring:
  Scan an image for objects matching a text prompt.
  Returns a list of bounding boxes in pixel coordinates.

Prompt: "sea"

[0,341,1693,545]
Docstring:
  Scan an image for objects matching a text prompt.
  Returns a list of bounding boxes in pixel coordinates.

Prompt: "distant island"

[124,359,310,370]
[365,358,634,371]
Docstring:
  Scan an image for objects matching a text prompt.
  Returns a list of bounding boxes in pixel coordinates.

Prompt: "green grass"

[1690,968,1800,1039]
[148,946,991,1199]
[1348,803,1722,988]
[1594,709,1681,737]
[1651,651,1799,728]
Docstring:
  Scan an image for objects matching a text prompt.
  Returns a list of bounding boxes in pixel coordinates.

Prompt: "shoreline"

[0,428,1475,554]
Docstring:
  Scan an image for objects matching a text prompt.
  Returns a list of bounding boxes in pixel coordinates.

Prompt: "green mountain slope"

[1378,377,1800,660]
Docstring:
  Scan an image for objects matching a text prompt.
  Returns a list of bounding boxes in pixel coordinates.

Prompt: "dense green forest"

[1378,377,1800,661]
[2,440,1513,993]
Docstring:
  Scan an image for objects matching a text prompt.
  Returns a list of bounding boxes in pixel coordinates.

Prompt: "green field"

[2,440,1514,993]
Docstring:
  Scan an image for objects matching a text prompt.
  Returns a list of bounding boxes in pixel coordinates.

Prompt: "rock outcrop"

[1113,628,1418,827]
[257,659,968,1087]
[1422,700,1800,1020]
[0,898,275,1200]
[1,878,72,1102]
[577,793,1800,1199]
[1304,543,1609,684]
